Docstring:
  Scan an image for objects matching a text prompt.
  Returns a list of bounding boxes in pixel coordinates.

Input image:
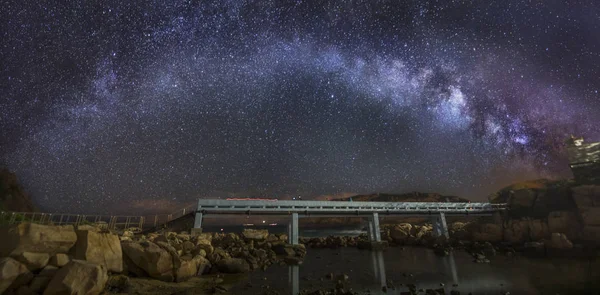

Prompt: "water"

[218,228,600,295]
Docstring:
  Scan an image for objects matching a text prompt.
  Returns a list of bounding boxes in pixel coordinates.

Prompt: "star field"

[1,1,599,214]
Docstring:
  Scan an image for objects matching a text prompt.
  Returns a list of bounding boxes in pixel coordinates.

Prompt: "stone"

[548,211,580,239]
[582,225,600,242]
[390,223,412,242]
[182,241,195,254]
[283,256,303,265]
[195,239,214,255]
[155,241,182,270]
[28,266,58,293]
[580,207,600,226]
[105,275,130,293]
[121,241,175,281]
[177,233,191,241]
[176,255,211,282]
[43,260,108,295]
[74,229,123,272]
[13,252,50,271]
[547,233,573,249]
[216,258,250,273]
[527,219,549,241]
[241,229,269,240]
[0,223,77,257]
[48,253,70,267]
[503,220,528,243]
[195,232,213,243]
[76,224,102,232]
[195,255,211,275]
[472,223,503,242]
[207,247,230,264]
[510,189,537,208]
[0,257,33,294]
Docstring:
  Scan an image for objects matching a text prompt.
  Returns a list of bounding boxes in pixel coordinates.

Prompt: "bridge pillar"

[191,212,203,236]
[288,212,299,245]
[432,212,449,239]
[366,213,381,242]
[370,212,381,242]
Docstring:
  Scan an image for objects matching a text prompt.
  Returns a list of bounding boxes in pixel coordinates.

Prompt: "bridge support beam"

[191,212,203,236]
[288,212,299,245]
[361,212,387,250]
[369,212,381,242]
[432,212,449,239]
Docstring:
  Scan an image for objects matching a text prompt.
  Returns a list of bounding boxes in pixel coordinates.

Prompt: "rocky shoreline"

[2,218,596,295]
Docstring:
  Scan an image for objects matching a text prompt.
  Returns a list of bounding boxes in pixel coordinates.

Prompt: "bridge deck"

[197,199,507,215]
[193,199,507,244]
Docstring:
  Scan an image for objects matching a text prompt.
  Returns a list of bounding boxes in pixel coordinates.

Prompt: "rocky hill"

[0,169,37,212]
[468,178,600,244]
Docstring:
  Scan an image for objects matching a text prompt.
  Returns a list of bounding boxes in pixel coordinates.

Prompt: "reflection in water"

[288,264,299,295]
[371,251,387,288]
[443,252,459,285]
[231,246,600,295]
[370,250,460,294]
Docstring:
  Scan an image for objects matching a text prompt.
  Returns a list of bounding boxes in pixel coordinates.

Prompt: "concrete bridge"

[191,199,508,245]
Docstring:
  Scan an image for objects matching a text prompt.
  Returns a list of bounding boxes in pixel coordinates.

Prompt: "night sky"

[1,1,599,214]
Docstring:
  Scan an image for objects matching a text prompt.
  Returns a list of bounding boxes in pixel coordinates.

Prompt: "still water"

[206,226,600,295]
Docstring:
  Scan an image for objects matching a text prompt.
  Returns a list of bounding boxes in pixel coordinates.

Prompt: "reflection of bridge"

[286,250,514,295]
[192,199,507,244]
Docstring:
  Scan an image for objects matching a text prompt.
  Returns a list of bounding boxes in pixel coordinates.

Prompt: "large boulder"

[547,211,581,240]
[216,258,249,273]
[121,241,175,281]
[48,254,70,267]
[389,223,412,242]
[412,225,433,240]
[0,223,77,257]
[194,239,214,255]
[28,265,58,293]
[206,247,230,264]
[547,233,573,249]
[0,257,33,294]
[43,260,108,295]
[527,219,549,241]
[241,229,269,241]
[13,252,50,271]
[176,255,211,282]
[74,229,123,272]
[503,220,528,243]
[472,223,503,242]
[449,222,471,240]
[510,189,537,208]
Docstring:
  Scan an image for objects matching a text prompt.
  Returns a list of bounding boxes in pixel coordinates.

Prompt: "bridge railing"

[0,202,198,232]
[197,199,508,213]
[0,211,147,231]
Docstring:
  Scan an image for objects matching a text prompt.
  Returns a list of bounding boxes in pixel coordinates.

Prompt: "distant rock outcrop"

[0,169,37,212]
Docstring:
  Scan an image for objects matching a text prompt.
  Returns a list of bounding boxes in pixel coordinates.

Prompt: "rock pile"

[0,224,305,295]
[0,223,115,295]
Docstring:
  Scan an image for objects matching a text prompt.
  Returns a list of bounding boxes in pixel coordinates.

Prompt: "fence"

[0,202,198,232]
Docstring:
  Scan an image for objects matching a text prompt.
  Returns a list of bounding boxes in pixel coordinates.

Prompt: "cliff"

[0,169,37,212]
